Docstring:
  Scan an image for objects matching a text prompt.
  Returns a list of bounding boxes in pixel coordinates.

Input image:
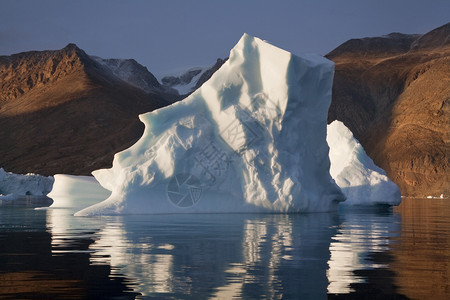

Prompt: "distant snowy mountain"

[92,56,176,95]
[160,66,206,95]
[160,58,227,96]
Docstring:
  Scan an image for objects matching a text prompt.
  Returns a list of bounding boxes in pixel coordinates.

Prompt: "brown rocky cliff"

[0,44,87,106]
[327,23,450,197]
[0,44,170,176]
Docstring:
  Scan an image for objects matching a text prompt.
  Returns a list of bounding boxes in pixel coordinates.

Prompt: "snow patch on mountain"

[160,58,228,96]
[160,66,208,95]
[92,56,172,94]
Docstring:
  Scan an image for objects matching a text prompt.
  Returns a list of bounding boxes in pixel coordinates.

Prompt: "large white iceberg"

[75,34,345,216]
[52,121,400,211]
[327,121,401,206]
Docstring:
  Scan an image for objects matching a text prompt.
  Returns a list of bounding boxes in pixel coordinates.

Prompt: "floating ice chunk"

[0,168,54,206]
[425,194,445,199]
[48,174,111,205]
[48,174,111,212]
[0,168,54,196]
[327,121,401,206]
[75,34,345,216]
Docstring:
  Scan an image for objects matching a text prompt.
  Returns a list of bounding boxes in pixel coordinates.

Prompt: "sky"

[1,0,449,77]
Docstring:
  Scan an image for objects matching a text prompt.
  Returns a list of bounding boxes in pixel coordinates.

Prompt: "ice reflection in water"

[91,222,174,294]
[44,194,104,252]
[327,209,401,294]
[33,194,408,299]
[84,213,339,299]
[214,218,294,299]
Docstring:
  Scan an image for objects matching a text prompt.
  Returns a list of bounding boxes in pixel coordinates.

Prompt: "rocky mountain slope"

[0,44,178,175]
[327,23,450,197]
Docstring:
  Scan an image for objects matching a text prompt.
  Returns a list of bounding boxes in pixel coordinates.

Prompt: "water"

[0,198,448,299]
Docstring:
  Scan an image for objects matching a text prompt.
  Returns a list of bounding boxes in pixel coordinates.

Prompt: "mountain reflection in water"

[391,198,450,300]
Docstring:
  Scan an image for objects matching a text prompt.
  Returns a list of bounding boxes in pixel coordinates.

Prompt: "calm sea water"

[0,198,448,299]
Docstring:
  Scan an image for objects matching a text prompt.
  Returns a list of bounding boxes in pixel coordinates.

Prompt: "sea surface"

[0,197,448,299]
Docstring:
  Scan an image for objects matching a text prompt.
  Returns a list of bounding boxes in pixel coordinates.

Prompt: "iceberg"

[50,121,400,210]
[75,34,345,216]
[48,174,111,205]
[0,168,54,206]
[327,121,401,206]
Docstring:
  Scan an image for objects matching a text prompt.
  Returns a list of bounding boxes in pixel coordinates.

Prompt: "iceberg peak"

[75,34,345,216]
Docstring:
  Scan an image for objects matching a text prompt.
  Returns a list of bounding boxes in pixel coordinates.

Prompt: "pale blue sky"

[1,0,449,76]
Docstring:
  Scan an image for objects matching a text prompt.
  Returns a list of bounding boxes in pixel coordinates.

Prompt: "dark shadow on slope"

[0,83,168,176]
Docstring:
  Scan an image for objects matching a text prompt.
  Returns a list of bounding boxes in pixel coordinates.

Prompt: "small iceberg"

[327,121,401,206]
[0,168,54,207]
[47,174,111,210]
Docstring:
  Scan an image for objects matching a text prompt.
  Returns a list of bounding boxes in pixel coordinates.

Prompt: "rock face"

[76,34,345,216]
[327,22,450,197]
[0,44,178,176]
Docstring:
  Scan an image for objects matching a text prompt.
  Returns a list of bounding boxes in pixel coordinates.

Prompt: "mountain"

[0,44,179,176]
[91,56,176,96]
[327,22,450,197]
[160,58,227,96]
